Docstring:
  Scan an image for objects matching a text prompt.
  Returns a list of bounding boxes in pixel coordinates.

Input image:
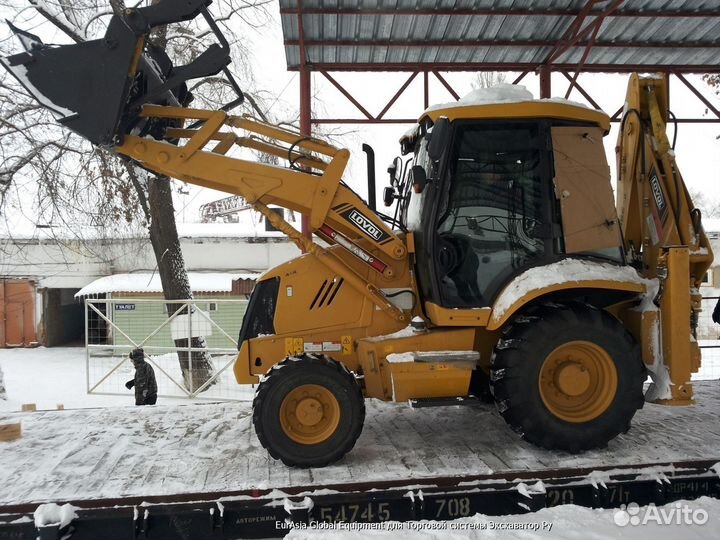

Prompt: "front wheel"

[252,354,365,468]
[490,303,646,453]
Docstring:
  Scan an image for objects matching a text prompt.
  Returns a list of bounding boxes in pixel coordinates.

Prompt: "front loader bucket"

[1,0,238,146]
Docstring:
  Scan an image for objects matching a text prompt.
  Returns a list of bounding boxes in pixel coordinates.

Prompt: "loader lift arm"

[1,0,409,323]
[117,105,408,322]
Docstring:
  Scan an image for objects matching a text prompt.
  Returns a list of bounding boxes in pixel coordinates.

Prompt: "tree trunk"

[147,175,215,393]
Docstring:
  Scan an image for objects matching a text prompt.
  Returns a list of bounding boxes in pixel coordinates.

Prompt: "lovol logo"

[342,208,388,242]
[649,168,667,221]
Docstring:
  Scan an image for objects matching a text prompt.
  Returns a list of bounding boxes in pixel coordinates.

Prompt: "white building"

[0,219,299,347]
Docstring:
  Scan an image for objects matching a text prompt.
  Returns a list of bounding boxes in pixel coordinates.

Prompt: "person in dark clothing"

[713,298,720,325]
[125,348,158,405]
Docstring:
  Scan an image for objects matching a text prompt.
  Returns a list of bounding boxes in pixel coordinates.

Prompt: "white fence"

[85,298,254,401]
[84,295,719,402]
[698,296,720,381]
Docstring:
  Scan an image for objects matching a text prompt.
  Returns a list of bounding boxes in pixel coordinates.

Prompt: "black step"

[409,395,486,408]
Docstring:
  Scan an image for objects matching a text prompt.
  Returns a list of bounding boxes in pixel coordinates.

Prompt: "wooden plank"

[0,422,21,442]
[20,404,36,412]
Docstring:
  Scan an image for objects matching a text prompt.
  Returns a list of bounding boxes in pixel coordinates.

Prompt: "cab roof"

[421,100,611,132]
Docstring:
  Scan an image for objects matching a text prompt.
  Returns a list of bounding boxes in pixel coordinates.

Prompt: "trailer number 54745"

[317,502,391,523]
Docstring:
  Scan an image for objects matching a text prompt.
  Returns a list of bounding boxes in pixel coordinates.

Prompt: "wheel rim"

[538,341,618,423]
[279,384,341,445]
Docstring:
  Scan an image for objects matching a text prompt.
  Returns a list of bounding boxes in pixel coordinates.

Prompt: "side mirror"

[387,156,402,186]
[427,117,450,162]
[382,186,397,207]
[411,165,427,193]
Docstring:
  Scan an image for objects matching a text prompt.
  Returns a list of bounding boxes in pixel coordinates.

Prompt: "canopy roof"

[280,0,720,73]
[75,272,260,297]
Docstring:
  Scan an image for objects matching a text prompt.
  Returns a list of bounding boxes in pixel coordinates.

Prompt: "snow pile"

[33,503,79,528]
[366,325,421,342]
[490,258,647,323]
[424,84,594,116]
[285,497,720,539]
[386,352,415,364]
[75,272,260,297]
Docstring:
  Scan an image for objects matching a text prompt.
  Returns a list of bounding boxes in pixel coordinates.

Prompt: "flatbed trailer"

[1,381,719,539]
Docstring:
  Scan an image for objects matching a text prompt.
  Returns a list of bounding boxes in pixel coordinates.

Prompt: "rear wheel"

[490,303,645,452]
[253,354,365,467]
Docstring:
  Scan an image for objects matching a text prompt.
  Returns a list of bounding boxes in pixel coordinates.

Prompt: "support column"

[299,67,312,243]
[539,65,551,99]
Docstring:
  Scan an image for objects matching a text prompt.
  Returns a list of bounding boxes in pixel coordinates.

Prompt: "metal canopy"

[280,0,720,74]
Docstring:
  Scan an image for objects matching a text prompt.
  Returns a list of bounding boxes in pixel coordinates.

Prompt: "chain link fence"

[85,298,254,401]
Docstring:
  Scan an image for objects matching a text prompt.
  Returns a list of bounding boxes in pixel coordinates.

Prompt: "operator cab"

[392,99,623,310]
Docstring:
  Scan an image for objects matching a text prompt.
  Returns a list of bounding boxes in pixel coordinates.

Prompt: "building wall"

[107,293,247,350]
[0,235,298,346]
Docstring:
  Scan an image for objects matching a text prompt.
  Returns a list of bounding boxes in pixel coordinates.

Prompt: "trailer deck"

[1,381,719,508]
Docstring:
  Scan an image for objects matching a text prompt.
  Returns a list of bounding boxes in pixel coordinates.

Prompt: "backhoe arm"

[616,74,714,404]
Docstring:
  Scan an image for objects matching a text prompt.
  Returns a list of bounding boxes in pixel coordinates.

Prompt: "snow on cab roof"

[417,84,610,131]
[75,272,260,297]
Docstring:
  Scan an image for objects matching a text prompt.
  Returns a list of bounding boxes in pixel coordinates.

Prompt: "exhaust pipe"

[362,143,377,212]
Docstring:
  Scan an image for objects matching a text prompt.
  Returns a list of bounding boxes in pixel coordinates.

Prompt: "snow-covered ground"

[285,498,720,540]
[1,345,718,413]
[1,347,719,539]
[0,347,255,411]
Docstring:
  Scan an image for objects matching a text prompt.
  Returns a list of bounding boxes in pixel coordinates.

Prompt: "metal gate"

[698,295,720,380]
[85,298,253,400]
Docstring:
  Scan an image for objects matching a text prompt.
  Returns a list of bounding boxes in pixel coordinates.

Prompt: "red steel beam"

[297,0,311,243]
[279,7,717,18]
[284,39,718,49]
[547,0,599,65]
[377,72,419,119]
[561,71,602,109]
[310,117,720,125]
[312,118,417,124]
[539,65,551,98]
[318,71,375,120]
[433,71,460,100]
[674,73,720,120]
[512,72,529,85]
[288,63,720,73]
[423,72,429,109]
[547,0,626,63]
[563,4,608,99]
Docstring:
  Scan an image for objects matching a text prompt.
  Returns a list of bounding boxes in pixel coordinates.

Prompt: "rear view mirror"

[387,156,402,186]
[427,117,450,162]
[383,186,397,207]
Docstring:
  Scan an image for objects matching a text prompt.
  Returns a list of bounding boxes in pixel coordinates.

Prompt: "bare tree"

[0,0,271,391]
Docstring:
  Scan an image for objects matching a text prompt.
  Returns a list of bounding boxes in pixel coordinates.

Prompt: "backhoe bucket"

[1,0,237,146]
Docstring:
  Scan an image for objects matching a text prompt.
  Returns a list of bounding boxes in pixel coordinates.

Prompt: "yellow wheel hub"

[279,384,340,445]
[539,341,618,423]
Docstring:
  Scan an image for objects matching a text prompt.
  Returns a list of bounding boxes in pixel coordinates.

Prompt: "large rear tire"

[490,303,646,453]
[253,354,365,468]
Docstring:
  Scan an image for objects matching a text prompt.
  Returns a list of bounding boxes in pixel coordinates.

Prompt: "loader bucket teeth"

[1,0,229,146]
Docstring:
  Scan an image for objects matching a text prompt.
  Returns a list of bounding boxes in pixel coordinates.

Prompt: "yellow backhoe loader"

[3,0,713,467]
